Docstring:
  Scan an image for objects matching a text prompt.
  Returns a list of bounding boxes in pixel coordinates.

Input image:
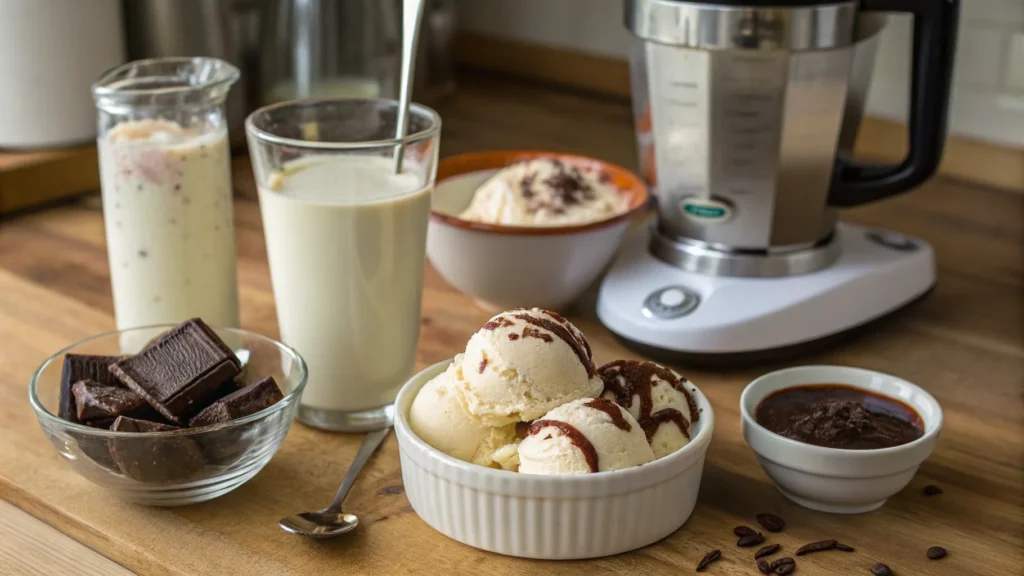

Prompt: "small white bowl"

[740,365,942,514]
[427,151,648,311]
[394,359,714,559]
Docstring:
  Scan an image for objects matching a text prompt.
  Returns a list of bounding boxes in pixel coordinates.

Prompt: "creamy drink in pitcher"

[258,155,431,416]
[93,57,241,342]
[99,119,240,331]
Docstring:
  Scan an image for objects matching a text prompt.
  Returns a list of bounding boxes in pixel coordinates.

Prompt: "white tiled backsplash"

[458,0,1024,149]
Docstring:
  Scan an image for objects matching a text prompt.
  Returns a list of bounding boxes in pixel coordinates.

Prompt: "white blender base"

[597,222,935,357]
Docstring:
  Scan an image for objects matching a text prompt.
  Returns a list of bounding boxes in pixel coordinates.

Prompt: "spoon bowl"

[279,510,360,538]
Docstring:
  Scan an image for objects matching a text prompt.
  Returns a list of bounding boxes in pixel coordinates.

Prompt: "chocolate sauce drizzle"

[584,398,632,431]
[598,360,698,440]
[641,409,690,441]
[482,316,514,331]
[527,419,599,473]
[512,311,595,377]
[522,326,553,343]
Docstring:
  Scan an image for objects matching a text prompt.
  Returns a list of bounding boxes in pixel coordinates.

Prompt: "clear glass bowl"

[29,325,307,506]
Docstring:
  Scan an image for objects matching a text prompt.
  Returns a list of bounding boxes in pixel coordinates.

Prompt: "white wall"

[458,0,1024,148]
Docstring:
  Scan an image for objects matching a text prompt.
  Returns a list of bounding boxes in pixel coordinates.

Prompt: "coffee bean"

[769,557,795,572]
[835,543,856,552]
[795,539,837,555]
[757,558,770,574]
[776,562,796,575]
[756,513,786,532]
[738,532,766,547]
[927,546,947,560]
[696,549,721,572]
[870,563,893,576]
[734,525,757,537]
[755,544,781,559]
[923,485,943,496]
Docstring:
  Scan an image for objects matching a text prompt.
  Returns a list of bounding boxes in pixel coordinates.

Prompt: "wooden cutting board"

[0,146,100,215]
[0,76,1022,575]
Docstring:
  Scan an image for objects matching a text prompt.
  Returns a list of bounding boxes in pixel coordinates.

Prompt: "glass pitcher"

[92,57,241,339]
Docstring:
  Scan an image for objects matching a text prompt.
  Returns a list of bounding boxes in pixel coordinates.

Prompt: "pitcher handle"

[827,0,960,208]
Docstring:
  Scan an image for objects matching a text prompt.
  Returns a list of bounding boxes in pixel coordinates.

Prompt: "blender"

[597,0,960,360]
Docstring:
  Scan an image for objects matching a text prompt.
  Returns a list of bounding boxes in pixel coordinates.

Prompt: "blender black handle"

[827,0,960,208]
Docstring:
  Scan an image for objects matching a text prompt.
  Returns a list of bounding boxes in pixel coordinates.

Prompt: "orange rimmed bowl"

[427,150,649,311]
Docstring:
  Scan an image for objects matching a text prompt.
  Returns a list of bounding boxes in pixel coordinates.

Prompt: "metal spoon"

[279,426,391,538]
[392,0,428,174]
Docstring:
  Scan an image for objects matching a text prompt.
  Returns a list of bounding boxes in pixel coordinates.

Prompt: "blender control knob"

[643,286,700,319]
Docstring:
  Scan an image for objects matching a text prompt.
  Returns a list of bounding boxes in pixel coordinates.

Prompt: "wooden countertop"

[0,75,1021,575]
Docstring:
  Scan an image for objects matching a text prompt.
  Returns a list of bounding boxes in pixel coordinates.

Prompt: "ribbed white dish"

[394,359,715,559]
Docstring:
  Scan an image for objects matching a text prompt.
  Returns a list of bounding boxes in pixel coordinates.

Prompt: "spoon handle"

[392,0,427,173]
[326,426,392,514]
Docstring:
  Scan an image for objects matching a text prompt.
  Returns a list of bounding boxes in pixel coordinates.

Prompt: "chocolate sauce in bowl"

[755,384,924,450]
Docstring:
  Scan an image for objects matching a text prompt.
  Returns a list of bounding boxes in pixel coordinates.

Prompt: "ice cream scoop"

[408,356,519,469]
[599,360,699,459]
[518,397,655,474]
[459,158,628,226]
[456,308,603,426]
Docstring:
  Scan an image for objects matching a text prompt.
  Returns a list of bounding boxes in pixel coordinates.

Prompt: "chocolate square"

[189,377,284,427]
[109,319,241,424]
[108,416,205,482]
[59,354,122,423]
[72,379,161,423]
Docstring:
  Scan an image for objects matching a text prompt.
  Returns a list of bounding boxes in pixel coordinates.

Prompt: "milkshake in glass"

[247,99,441,431]
[93,58,240,345]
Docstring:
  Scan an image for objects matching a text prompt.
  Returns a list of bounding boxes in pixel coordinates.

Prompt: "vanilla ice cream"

[459,158,629,226]
[408,356,519,469]
[456,308,603,426]
[599,360,699,459]
[518,397,655,474]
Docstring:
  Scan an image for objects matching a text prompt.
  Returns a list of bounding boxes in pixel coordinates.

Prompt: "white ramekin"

[741,365,942,514]
[394,359,715,559]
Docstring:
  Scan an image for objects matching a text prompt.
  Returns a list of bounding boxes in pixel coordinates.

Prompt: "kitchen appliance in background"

[123,0,457,149]
[124,0,263,148]
[598,0,960,360]
[260,0,456,104]
[0,0,125,148]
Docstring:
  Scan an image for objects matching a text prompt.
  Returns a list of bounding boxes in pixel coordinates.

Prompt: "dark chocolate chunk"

[756,512,786,532]
[72,379,159,422]
[695,549,721,572]
[109,318,240,424]
[59,354,122,422]
[923,484,943,496]
[189,376,284,427]
[108,416,204,482]
[926,546,947,560]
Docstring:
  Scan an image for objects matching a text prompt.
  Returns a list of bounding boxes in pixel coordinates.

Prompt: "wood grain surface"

[0,75,1022,575]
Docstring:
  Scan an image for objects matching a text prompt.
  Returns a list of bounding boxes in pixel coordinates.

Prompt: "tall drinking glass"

[92,58,241,343]
[246,99,441,431]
